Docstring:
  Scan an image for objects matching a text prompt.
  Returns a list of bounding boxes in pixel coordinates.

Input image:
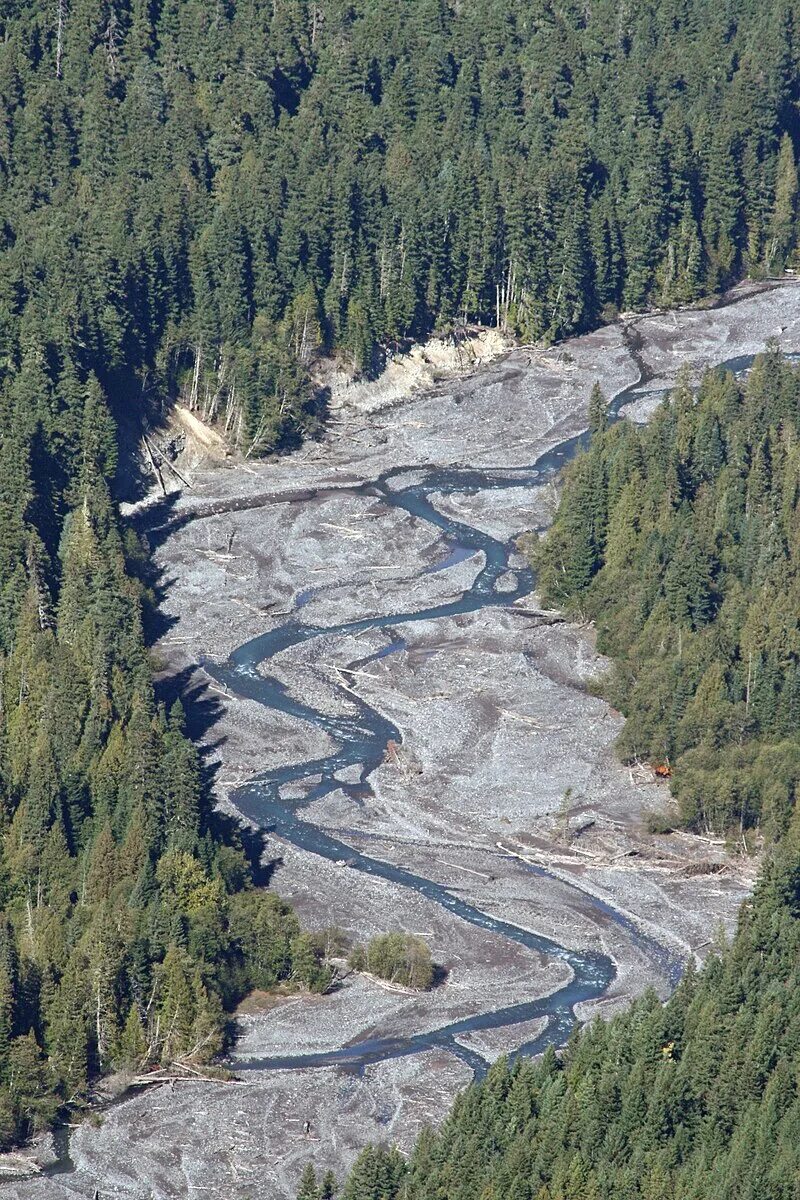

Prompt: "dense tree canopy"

[349,933,434,990]
[538,353,800,841]
[2,0,800,456]
[0,460,331,1145]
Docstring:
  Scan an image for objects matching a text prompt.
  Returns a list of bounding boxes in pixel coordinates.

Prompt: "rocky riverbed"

[8,280,800,1199]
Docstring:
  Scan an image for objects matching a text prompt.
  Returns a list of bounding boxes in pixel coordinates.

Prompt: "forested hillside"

[316,361,800,1200]
[537,354,800,842]
[3,0,800,1166]
[0,436,331,1145]
[2,0,800,454]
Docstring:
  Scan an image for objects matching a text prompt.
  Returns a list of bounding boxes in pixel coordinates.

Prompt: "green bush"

[349,934,434,990]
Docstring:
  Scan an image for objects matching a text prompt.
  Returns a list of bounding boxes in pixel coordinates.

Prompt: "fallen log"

[506,606,565,623]
[160,452,193,488]
[0,1156,42,1176]
[320,663,380,679]
[130,1069,240,1087]
[436,859,493,880]
[141,435,167,496]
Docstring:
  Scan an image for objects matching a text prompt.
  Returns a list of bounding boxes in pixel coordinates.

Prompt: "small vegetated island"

[349,933,435,991]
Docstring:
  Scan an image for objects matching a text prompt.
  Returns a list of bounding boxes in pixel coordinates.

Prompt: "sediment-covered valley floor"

[9,281,800,1199]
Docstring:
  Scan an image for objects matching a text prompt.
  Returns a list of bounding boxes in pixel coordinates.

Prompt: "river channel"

[14,285,798,1198]
[204,336,708,1081]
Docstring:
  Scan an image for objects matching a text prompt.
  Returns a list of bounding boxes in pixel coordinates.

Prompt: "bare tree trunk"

[300,309,310,361]
[96,974,104,1062]
[224,387,239,434]
[745,650,752,712]
[106,11,118,76]
[551,259,567,323]
[55,0,67,79]
[190,344,202,411]
[204,358,227,423]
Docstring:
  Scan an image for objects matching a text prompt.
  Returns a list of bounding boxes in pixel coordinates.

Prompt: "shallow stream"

[204,339,735,1079]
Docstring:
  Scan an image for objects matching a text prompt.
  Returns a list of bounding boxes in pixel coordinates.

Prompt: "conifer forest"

[2,0,800,1196]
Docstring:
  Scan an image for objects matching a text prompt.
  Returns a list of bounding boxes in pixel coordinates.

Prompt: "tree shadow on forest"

[154,658,279,888]
[107,366,164,507]
[129,489,195,557]
[134,495,278,889]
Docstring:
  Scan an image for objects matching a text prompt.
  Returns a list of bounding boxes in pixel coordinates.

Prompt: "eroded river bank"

[8,281,800,1198]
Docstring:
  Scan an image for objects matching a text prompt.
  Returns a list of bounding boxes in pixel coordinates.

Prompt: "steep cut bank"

[10,282,799,1199]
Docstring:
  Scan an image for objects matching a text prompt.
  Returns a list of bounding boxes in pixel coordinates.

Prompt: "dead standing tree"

[55,0,67,79]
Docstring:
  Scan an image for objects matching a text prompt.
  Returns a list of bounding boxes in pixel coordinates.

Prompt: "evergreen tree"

[588,382,607,437]
[538,356,800,837]
[766,134,798,273]
[297,1163,321,1200]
